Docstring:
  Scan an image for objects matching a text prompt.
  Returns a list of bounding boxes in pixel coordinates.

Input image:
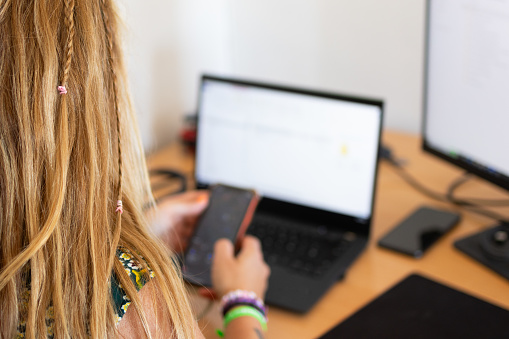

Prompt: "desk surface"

[147,131,509,339]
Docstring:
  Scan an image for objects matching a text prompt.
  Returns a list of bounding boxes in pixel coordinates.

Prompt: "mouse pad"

[318,273,509,339]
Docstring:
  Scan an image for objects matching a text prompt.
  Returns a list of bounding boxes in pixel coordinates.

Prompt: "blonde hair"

[0,0,195,337]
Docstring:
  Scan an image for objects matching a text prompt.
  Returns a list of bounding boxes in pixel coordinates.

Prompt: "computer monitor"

[423,0,509,278]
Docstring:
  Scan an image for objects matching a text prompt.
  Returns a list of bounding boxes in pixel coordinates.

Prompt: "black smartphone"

[183,184,259,286]
[378,206,460,258]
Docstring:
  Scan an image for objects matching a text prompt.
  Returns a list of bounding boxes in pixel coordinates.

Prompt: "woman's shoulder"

[114,248,190,338]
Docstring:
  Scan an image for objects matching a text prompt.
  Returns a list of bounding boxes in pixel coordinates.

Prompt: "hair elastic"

[57,86,67,95]
[116,200,123,214]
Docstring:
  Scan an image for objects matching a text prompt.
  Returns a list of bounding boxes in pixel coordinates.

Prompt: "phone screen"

[183,185,258,286]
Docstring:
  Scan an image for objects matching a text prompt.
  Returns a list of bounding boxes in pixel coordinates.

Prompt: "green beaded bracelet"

[216,305,268,337]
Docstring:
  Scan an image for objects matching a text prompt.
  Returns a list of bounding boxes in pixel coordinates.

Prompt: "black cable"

[446,172,472,201]
[459,205,509,223]
[149,168,188,202]
[381,145,509,223]
[389,164,448,202]
[446,172,509,207]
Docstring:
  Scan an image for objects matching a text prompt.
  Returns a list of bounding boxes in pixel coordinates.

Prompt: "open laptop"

[194,75,383,312]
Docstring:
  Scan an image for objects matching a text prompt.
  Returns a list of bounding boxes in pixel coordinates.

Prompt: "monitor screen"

[195,76,383,220]
[423,0,509,191]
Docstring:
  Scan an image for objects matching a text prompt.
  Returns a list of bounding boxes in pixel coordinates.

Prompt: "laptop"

[194,74,383,312]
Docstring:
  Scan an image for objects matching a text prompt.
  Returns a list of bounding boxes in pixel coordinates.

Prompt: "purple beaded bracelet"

[221,290,267,318]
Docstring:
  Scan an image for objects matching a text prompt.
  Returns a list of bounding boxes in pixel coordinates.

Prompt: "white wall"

[123,0,426,151]
[228,0,426,134]
[122,0,232,151]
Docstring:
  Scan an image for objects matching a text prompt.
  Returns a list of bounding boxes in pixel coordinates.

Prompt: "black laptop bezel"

[194,74,384,236]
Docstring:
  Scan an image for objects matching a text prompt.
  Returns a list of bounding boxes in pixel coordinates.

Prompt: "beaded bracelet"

[221,290,267,317]
[216,305,268,337]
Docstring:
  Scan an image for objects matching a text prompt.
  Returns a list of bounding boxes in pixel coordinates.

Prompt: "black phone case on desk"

[378,206,460,258]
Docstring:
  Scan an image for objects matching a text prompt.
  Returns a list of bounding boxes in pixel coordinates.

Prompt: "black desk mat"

[318,273,509,339]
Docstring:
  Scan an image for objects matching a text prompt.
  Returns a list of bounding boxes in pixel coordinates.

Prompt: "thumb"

[237,235,262,258]
[213,238,235,263]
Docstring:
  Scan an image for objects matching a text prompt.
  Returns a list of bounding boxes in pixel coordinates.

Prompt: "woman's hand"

[151,190,209,253]
[211,236,271,300]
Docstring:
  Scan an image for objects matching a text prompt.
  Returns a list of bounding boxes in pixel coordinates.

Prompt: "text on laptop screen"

[195,79,382,219]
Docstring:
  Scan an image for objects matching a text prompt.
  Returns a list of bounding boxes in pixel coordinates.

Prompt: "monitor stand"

[454,223,509,281]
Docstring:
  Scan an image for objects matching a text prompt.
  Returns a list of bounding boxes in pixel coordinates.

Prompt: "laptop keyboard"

[247,215,356,278]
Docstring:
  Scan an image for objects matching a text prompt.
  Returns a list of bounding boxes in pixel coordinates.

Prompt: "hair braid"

[61,0,75,86]
[99,2,150,335]
[100,0,123,206]
[49,1,75,336]
[99,1,124,293]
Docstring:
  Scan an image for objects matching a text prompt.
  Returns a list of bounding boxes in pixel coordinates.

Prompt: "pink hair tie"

[57,86,67,95]
[116,200,123,214]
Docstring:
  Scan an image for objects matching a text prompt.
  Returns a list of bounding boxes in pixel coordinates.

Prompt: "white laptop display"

[194,75,383,312]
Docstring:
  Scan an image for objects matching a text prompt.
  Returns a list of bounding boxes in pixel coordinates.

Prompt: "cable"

[390,164,449,203]
[446,172,509,207]
[149,168,188,202]
[381,144,509,223]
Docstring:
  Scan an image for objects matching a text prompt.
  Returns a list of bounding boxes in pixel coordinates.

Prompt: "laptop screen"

[195,76,383,220]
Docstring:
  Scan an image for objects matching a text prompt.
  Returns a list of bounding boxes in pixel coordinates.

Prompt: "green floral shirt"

[111,248,155,324]
[16,248,153,338]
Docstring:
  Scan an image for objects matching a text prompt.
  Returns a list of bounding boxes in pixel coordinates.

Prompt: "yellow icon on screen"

[340,144,348,156]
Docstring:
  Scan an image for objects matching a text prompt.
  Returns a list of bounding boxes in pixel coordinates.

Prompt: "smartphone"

[378,206,460,258]
[183,184,259,286]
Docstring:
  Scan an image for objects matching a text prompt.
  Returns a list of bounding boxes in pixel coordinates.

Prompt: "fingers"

[213,238,235,262]
[242,235,261,249]
[158,190,209,211]
[181,200,208,217]
[238,235,263,258]
[186,190,209,205]
[173,193,209,217]
[172,190,210,204]
[215,236,264,260]
[210,236,270,300]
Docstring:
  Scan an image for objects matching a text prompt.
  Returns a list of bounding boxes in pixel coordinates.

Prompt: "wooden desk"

[147,131,509,339]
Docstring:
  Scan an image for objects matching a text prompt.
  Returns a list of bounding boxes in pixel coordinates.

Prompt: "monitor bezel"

[421,0,509,192]
[194,74,384,235]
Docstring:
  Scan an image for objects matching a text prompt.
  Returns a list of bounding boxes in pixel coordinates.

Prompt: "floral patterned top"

[16,248,153,338]
[111,247,155,324]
